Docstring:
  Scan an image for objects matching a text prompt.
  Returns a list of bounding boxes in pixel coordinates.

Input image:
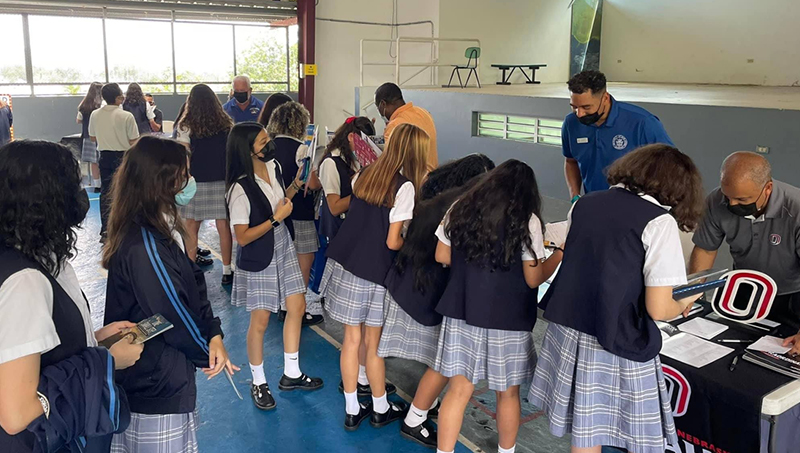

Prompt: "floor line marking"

[197,238,225,263]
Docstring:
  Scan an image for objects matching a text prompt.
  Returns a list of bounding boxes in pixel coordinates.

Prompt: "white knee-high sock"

[250,362,266,386]
[283,352,301,378]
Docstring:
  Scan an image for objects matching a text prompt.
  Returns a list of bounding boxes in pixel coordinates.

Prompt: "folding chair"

[445,47,481,88]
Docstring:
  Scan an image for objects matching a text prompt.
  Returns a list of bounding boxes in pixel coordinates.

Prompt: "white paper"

[754,318,781,329]
[677,317,728,340]
[544,221,568,247]
[747,336,792,354]
[661,333,734,368]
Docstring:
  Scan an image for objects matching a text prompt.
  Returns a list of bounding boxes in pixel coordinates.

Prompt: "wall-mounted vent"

[474,112,562,146]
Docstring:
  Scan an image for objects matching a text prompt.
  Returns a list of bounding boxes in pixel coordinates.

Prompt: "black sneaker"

[345,401,372,432]
[428,399,440,419]
[195,255,213,267]
[278,373,324,391]
[337,380,397,397]
[370,400,408,428]
[250,383,276,411]
[221,272,234,286]
[401,419,438,449]
[303,312,324,326]
[197,247,211,257]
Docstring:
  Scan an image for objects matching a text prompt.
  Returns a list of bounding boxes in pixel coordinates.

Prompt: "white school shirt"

[0,261,97,365]
[88,104,139,151]
[350,172,415,224]
[563,184,688,287]
[436,204,547,262]
[318,149,360,197]
[227,161,286,227]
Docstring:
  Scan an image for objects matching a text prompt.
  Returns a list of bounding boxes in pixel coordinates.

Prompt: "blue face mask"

[176,176,197,206]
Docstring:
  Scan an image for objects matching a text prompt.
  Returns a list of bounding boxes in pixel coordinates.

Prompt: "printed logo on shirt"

[662,365,691,417]
[576,137,589,144]
[770,234,781,245]
[612,134,628,150]
[250,107,260,115]
[710,270,777,323]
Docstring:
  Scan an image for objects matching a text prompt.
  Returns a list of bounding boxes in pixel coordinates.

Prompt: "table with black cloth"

[661,302,800,453]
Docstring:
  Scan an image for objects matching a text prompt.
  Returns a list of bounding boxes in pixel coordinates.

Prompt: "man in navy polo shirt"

[223,75,264,123]
[562,70,673,201]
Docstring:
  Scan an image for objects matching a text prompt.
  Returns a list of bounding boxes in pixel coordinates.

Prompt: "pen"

[717,339,755,344]
[729,355,740,372]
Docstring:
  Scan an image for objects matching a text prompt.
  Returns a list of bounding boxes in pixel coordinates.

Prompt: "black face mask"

[69,189,90,226]
[726,184,768,218]
[577,97,606,126]
[233,91,249,104]
[255,140,277,162]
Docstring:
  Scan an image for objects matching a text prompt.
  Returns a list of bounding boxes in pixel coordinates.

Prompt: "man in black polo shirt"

[690,152,800,349]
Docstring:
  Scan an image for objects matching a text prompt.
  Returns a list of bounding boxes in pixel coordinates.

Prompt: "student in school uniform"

[320,123,429,431]
[267,102,324,325]
[174,84,235,284]
[433,159,564,453]
[226,122,324,411]
[378,154,495,448]
[529,144,705,453]
[77,81,104,192]
[103,136,237,453]
[122,83,158,135]
[257,92,292,129]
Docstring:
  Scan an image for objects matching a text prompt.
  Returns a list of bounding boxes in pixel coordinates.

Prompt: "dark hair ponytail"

[325,117,375,170]
[226,122,265,190]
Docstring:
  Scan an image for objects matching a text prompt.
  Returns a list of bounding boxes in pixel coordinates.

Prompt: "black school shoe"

[337,380,397,397]
[370,400,408,428]
[345,401,373,431]
[221,272,234,286]
[278,373,324,391]
[278,310,325,326]
[195,255,213,267]
[197,247,211,257]
[251,383,276,411]
[428,398,440,419]
[401,419,438,449]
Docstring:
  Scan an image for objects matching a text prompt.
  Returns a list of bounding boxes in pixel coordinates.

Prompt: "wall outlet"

[756,145,770,154]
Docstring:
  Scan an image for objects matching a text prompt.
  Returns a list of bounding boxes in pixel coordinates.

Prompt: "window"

[28,16,105,95]
[174,22,234,92]
[0,14,29,95]
[106,19,173,93]
[474,112,562,146]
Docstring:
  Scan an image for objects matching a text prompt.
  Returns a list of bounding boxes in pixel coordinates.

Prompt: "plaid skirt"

[179,180,227,221]
[231,224,306,313]
[110,411,198,453]
[81,138,99,163]
[433,316,536,391]
[378,294,440,368]
[293,219,319,254]
[528,323,678,453]
[320,259,386,327]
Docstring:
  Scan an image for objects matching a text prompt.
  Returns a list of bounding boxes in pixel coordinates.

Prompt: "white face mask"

[378,101,390,125]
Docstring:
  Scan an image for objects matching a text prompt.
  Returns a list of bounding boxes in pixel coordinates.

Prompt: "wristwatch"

[269,215,280,228]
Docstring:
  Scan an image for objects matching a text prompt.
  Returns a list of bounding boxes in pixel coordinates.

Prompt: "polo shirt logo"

[612,135,628,150]
[770,234,781,245]
[250,107,260,115]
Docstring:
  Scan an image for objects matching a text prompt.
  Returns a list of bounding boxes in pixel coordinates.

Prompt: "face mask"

[175,176,197,206]
[255,140,277,162]
[726,183,767,218]
[69,189,90,226]
[578,97,605,126]
[233,91,249,104]
[377,101,390,125]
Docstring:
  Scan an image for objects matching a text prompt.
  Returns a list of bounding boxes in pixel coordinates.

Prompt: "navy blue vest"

[123,102,152,134]
[435,242,539,332]
[319,155,354,239]
[0,246,88,452]
[326,175,409,285]
[386,265,448,326]
[541,188,668,362]
[273,137,316,221]
[79,107,96,139]
[189,131,228,182]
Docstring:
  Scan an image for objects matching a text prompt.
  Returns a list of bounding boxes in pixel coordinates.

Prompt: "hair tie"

[345,116,356,124]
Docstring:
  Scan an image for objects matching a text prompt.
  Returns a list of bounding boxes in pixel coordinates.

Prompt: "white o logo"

[612,135,628,150]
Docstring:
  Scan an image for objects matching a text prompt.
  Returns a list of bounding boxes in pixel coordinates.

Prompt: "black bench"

[491,64,547,85]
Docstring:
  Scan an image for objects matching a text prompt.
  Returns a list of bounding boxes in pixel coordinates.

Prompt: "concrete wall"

[9,92,297,143]
[437,0,571,85]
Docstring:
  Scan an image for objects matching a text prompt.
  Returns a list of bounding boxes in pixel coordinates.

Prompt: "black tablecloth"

[661,304,793,453]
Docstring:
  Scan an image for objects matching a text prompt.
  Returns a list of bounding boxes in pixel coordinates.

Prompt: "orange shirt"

[383,102,438,170]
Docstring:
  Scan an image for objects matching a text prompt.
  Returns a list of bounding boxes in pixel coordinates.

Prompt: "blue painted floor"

[76,194,471,453]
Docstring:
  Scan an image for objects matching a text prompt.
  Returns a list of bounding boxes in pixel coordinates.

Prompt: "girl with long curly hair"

[320,123,428,431]
[376,154,495,448]
[123,83,158,134]
[529,144,704,453]
[175,84,235,284]
[433,159,563,453]
[77,81,104,192]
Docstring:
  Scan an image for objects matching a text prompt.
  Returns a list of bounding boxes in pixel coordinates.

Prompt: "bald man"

[690,152,800,348]
[223,75,264,123]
